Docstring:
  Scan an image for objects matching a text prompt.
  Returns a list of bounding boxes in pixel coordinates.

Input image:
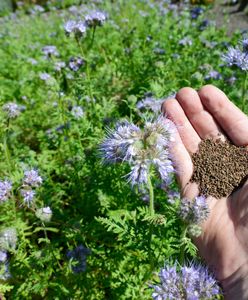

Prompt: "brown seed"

[190,138,248,198]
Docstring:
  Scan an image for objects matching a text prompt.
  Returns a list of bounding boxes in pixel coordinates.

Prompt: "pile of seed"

[190,138,248,198]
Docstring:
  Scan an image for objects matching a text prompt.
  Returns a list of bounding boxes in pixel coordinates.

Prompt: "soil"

[190,138,248,198]
[207,0,248,35]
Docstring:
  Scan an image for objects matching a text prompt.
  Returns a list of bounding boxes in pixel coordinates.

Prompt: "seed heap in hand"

[190,138,248,198]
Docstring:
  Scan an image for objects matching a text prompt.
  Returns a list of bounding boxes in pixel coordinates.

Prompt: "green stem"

[179,225,188,265]
[147,174,154,216]
[75,38,94,102]
[4,119,12,174]
[89,26,96,49]
[242,71,248,111]
[147,173,155,271]
[41,222,63,270]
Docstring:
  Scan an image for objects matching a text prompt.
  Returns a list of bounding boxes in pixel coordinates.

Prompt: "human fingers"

[162,98,201,153]
[198,85,248,146]
[165,119,198,197]
[176,87,225,141]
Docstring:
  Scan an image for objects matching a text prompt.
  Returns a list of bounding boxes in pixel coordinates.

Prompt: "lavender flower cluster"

[0,168,51,222]
[0,227,17,281]
[2,102,25,119]
[151,262,221,300]
[67,245,91,273]
[179,196,209,224]
[64,10,107,38]
[21,169,42,206]
[100,116,175,186]
[179,196,209,237]
[222,38,248,71]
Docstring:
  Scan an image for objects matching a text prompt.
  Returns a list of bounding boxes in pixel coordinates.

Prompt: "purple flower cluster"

[2,102,25,119]
[100,116,175,186]
[222,38,248,71]
[0,228,17,251]
[67,245,91,273]
[85,10,107,27]
[136,93,176,114]
[23,169,42,187]
[42,45,59,58]
[64,10,106,38]
[71,106,84,119]
[151,262,221,300]
[204,70,222,81]
[0,180,12,203]
[21,169,42,206]
[179,196,209,225]
[179,37,192,47]
[64,20,87,38]
[68,57,84,71]
[136,95,164,114]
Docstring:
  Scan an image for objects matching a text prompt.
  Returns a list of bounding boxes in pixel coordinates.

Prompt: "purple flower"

[179,195,209,224]
[151,262,221,299]
[85,10,107,27]
[190,7,204,19]
[2,102,25,118]
[68,57,84,71]
[100,121,141,163]
[21,189,36,206]
[151,265,181,299]
[42,45,59,58]
[204,70,222,80]
[127,161,149,186]
[64,20,87,38]
[136,96,164,114]
[0,180,12,202]
[100,116,175,186]
[54,61,66,71]
[39,72,51,81]
[71,106,84,119]
[222,45,248,71]
[23,169,42,187]
[67,245,91,273]
[179,37,192,46]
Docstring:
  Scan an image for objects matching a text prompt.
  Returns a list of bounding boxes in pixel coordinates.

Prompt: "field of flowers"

[0,0,246,299]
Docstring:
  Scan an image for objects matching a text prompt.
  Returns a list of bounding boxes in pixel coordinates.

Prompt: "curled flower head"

[39,72,51,81]
[0,228,17,250]
[68,57,84,71]
[36,207,52,222]
[222,42,248,71]
[23,169,42,187]
[100,121,141,163]
[2,102,25,119]
[42,45,59,58]
[85,10,107,27]
[151,261,221,300]
[71,106,84,119]
[179,195,209,229]
[100,116,175,186]
[64,20,87,38]
[0,180,12,203]
[20,189,36,206]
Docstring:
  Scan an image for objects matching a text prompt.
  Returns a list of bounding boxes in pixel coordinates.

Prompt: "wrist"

[220,263,248,300]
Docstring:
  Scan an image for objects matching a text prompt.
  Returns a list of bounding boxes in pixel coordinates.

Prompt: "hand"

[162,85,248,299]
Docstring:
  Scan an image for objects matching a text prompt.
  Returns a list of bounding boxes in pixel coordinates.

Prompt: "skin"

[162,85,248,299]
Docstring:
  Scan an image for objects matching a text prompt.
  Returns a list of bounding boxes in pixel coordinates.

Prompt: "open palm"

[162,85,248,298]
